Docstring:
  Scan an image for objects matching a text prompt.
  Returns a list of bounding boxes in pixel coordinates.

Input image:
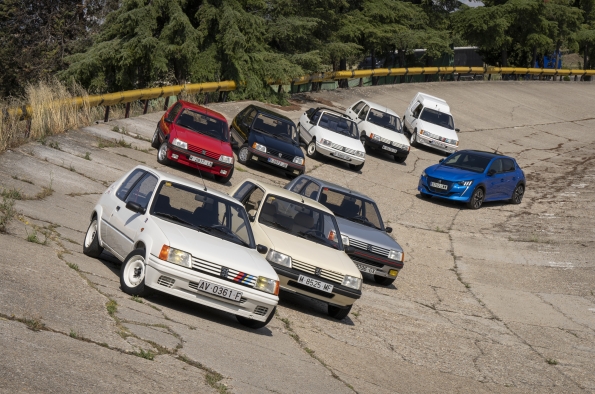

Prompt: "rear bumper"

[167,144,233,176]
[248,147,305,175]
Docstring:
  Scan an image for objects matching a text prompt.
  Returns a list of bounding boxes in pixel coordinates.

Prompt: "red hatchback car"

[152,101,234,183]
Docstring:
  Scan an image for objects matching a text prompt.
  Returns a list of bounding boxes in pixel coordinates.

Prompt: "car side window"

[232,182,255,202]
[358,105,370,121]
[244,187,265,213]
[301,181,320,200]
[502,159,516,172]
[166,102,182,123]
[412,103,423,118]
[125,173,158,209]
[311,110,321,125]
[489,159,504,174]
[243,109,257,127]
[116,169,146,201]
[352,101,366,114]
[306,108,316,120]
[290,177,309,194]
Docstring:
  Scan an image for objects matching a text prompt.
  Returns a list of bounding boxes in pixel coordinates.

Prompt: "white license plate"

[430,181,448,190]
[195,280,242,302]
[189,155,213,167]
[382,145,398,153]
[331,151,350,160]
[297,275,334,293]
[355,263,377,274]
[267,157,288,168]
[428,140,446,149]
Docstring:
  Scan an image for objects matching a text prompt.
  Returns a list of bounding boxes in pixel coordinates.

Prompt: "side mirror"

[164,117,172,124]
[385,227,393,234]
[299,142,307,148]
[126,201,146,214]
[487,169,496,176]
[439,158,444,163]
[256,244,268,254]
[248,209,257,222]
[344,245,355,254]
[455,128,460,132]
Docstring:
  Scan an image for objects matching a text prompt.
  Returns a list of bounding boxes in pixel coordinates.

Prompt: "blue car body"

[418,150,525,205]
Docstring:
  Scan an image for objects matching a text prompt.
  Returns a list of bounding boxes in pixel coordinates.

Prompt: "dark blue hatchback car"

[418,150,526,209]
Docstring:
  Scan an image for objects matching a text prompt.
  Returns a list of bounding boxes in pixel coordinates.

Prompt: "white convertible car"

[298,107,366,171]
[83,165,279,329]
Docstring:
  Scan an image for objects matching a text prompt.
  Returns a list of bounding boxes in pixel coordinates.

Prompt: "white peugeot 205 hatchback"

[83,165,279,329]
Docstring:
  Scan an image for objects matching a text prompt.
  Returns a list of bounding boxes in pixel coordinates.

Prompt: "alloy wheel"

[238,147,249,162]
[158,144,168,161]
[513,184,524,204]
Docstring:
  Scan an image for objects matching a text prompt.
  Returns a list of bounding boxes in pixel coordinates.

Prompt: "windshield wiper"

[179,123,198,132]
[349,216,378,229]
[297,231,335,248]
[154,212,207,233]
[264,220,293,232]
[206,224,250,247]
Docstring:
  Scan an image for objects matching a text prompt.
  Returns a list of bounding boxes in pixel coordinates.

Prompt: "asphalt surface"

[1,81,594,393]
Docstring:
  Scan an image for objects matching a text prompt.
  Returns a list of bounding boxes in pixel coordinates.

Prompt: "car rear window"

[176,109,228,142]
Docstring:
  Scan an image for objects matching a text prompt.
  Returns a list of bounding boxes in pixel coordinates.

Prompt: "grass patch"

[1,187,23,200]
[305,347,315,355]
[177,355,228,394]
[26,229,48,245]
[22,317,45,331]
[99,342,109,348]
[69,329,78,338]
[106,300,118,316]
[33,186,54,200]
[67,262,79,271]
[134,349,155,361]
[48,141,61,150]
[435,226,447,233]
[236,166,247,172]
[546,358,558,365]
[83,152,91,160]
[97,137,132,149]
[0,194,17,232]
[130,295,144,303]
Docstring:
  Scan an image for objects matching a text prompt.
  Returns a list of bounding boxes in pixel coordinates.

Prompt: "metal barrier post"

[143,100,149,114]
[125,102,131,118]
[163,97,170,111]
[104,106,110,123]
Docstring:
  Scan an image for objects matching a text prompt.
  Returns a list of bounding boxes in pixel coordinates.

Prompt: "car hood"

[417,120,458,141]
[259,224,361,278]
[251,131,303,158]
[335,217,402,252]
[152,217,278,279]
[425,164,483,181]
[362,123,409,146]
[173,126,233,156]
[314,127,365,152]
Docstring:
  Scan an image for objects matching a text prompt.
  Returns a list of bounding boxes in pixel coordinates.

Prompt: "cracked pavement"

[1,81,594,393]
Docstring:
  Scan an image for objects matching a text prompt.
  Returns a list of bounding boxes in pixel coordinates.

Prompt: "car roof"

[248,105,295,124]
[415,93,450,113]
[244,178,335,215]
[177,100,228,123]
[357,100,399,118]
[294,175,375,202]
[311,107,348,118]
[135,165,241,205]
[461,150,515,160]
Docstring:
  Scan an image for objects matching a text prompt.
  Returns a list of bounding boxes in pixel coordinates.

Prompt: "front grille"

[187,143,220,160]
[157,276,175,288]
[427,176,453,194]
[330,142,344,151]
[266,147,294,162]
[348,238,391,258]
[292,259,344,284]
[343,147,358,155]
[192,257,257,288]
[287,280,335,298]
[350,255,384,269]
[188,281,247,303]
[253,306,268,316]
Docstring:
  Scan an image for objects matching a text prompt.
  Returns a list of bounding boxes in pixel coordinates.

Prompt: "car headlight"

[457,180,473,186]
[293,156,304,165]
[342,275,362,290]
[159,245,192,268]
[219,155,233,164]
[252,142,266,153]
[421,170,427,177]
[266,249,292,268]
[355,150,365,157]
[341,234,350,246]
[371,133,382,141]
[172,138,187,150]
[319,138,332,146]
[388,250,404,262]
[255,276,280,295]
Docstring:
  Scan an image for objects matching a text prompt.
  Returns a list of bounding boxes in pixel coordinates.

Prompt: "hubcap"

[158,144,167,161]
[124,256,145,287]
[410,132,416,144]
[84,220,97,248]
[308,143,316,155]
[238,147,248,162]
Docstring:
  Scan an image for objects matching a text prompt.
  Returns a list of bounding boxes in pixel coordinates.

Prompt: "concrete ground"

[1,80,594,393]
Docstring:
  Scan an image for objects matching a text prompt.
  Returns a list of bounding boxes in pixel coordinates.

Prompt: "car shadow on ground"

[415,193,512,210]
[364,147,407,166]
[360,272,398,290]
[305,153,364,175]
[277,290,356,326]
[231,145,302,183]
[159,158,233,186]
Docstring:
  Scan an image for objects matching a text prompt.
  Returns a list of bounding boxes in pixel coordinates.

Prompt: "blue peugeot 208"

[418,150,526,209]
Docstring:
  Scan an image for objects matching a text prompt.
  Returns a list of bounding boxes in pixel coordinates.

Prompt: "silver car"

[285,175,404,286]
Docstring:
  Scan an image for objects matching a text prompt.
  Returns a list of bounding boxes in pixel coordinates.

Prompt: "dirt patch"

[268,102,303,112]
[289,94,345,110]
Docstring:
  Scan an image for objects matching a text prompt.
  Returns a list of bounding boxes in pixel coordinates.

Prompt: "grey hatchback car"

[285,175,404,286]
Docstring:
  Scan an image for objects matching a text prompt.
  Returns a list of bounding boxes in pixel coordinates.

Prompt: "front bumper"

[271,263,361,307]
[167,144,233,177]
[145,256,278,322]
[315,142,365,165]
[349,249,404,278]
[416,134,457,154]
[248,147,305,175]
[363,136,409,159]
[417,176,473,202]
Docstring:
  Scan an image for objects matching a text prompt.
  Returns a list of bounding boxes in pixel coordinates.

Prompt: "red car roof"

[177,100,228,123]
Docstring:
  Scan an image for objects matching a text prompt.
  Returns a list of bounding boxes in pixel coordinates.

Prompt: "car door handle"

[116,206,120,211]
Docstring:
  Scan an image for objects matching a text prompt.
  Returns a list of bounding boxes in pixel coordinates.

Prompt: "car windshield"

[419,108,454,130]
[367,109,402,133]
[176,109,228,142]
[151,181,255,248]
[318,188,383,230]
[318,113,359,139]
[258,194,343,250]
[252,114,298,143]
[441,152,492,173]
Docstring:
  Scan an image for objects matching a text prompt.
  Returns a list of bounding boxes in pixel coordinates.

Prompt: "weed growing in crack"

[236,166,247,172]
[23,317,45,331]
[26,228,48,245]
[12,175,34,184]
[48,141,61,150]
[435,226,447,233]
[0,194,17,233]
[134,349,155,360]
[69,163,76,172]
[177,355,228,394]
[305,348,315,355]
[1,187,23,200]
[84,152,91,160]
[130,295,144,303]
[106,300,118,316]
[99,342,109,348]
[67,262,79,271]
[134,146,149,153]
[546,358,558,365]
[69,329,78,338]
[97,137,131,149]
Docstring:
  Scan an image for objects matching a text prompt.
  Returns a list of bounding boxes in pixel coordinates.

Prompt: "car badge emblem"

[315,267,322,277]
[367,245,373,252]
[201,150,206,155]
[220,267,229,278]
[278,153,282,158]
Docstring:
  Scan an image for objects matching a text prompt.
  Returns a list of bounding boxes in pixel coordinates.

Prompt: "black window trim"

[116,169,147,202]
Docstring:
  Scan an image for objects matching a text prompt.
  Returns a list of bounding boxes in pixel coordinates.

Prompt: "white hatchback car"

[298,107,366,171]
[345,99,410,163]
[83,165,279,329]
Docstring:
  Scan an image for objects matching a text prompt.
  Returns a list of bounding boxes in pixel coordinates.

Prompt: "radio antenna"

[192,161,208,191]
[493,144,501,154]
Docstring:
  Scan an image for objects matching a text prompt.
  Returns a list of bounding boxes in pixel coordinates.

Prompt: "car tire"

[157,141,170,165]
[349,162,364,172]
[306,140,319,159]
[510,183,525,204]
[120,248,153,297]
[151,127,160,149]
[237,144,252,165]
[83,218,103,258]
[360,135,368,152]
[214,167,234,184]
[410,130,418,147]
[419,192,432,199]
[466,187,485,210]
[394,155,406,163]
[374,275,395,286]
[328,304,352,320]
[236,306,276,329]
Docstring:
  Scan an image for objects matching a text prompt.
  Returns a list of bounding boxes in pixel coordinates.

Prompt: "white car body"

[84,165,279,325]
[298,108,366,167]
[403,92,459,154]
[345,99,410,162]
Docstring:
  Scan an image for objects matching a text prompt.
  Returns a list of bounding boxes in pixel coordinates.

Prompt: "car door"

[346,101,366,121]
[296,180,321,201]
[299,109,321,142]
[107,173,158,260]
[234,185,271,244]
[501,158,519,198]
[407,102,423,132]
[485,159,507,200]
[160,102,183,140]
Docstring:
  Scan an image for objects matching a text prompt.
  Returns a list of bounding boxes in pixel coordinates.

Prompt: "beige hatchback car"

[231,179,362,319]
